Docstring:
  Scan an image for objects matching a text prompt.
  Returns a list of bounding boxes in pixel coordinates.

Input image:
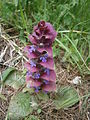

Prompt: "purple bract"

[25,21,57,92]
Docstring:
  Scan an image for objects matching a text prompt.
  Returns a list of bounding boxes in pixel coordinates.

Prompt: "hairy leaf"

[2,68,25,89]
[7,92,33,120]
[54,86,79,109]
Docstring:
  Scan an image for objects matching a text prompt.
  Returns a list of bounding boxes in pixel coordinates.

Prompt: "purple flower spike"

[25,21,57,92]
[30,60,36,67]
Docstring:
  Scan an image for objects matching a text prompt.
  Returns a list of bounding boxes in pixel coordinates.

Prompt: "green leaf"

[37,109,42,114]
[7,92,33,120]
[2,68,15,82]
[54,86,79,109]
[2,68,25,89]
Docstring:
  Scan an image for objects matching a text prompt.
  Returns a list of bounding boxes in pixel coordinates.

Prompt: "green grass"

[0,0,90,74]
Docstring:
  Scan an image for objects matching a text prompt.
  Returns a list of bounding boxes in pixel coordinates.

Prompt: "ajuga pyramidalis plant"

[25,21,57,93]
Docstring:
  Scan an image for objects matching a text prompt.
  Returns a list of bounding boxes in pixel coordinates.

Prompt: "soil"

[0,24,90,120]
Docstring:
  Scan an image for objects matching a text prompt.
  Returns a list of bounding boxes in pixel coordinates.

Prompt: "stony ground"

[0,24,90,120]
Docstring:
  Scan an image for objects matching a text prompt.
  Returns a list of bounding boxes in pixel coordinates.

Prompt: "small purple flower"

[40,54,48,62]
[44,68,50,75]
[27,71,32,77]
[34,73,40,79]
[34,86,40,92]
[29,45,36,53]
[30,60,36,67]
[40,56,47,62]
[43,80,49,85]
